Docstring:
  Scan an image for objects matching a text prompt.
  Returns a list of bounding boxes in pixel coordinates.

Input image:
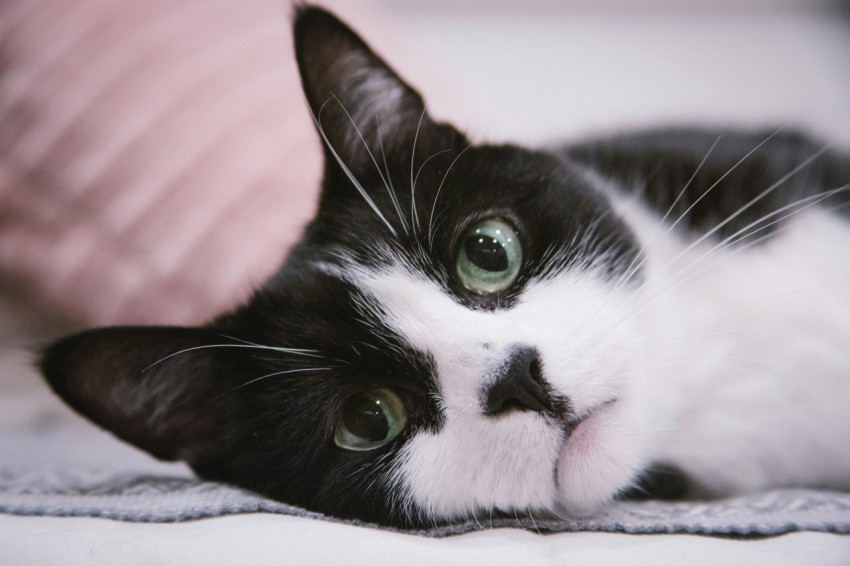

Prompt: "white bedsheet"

[2,514,850,566]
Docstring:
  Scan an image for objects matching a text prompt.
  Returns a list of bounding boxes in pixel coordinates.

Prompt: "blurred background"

[1,0,849,472]
[380,0,850,146]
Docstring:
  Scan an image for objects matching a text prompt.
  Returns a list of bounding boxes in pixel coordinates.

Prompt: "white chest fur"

[624,201,850,496]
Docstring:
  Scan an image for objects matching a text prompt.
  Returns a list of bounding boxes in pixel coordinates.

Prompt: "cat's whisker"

[623,482,651,500]
[470,510,485,531]
[375,115,409,236]
[357,453,391,494]
[609,134,724,297]
[666,127,785,236]
[331,96,405,232]
[664,183,848,285]
[616,192,843,332]
[526,505,545,534]
[608,176,845,335]
[547,505,571,523]
[616,136,828,311]
[412,147,454,249]
[427,144,473,249]
[409,107,428,234]
[218,334,321,354]
[313,97,398,238]
[512,508,526,531]
[232,367,333,391]
[650,143,833,284]
[426,210,450,251]
[414,148,453,199]
[142,343,323,372]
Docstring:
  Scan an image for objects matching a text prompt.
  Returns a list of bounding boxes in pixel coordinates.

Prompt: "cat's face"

[42,7,651,527]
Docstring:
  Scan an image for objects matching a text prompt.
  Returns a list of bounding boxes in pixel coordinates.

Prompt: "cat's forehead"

[307,146,636,277]
[312,143,570,240]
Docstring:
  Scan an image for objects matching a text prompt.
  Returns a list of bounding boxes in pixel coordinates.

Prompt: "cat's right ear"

[293,6,452,181]
[40,326,229,464]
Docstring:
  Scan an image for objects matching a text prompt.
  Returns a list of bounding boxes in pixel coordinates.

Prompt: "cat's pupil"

[465,235,508,272]
[343,397,390,441]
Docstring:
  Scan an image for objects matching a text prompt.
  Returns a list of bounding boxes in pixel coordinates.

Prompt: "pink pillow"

[0,0,393,326]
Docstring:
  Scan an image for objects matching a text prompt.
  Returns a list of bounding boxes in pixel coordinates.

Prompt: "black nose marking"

[483,347,552,416]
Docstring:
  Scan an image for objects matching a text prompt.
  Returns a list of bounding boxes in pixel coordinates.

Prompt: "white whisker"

[410,107,428,234]
[375,115,409,235]
[609,134,722,296]
[612,127,784,300]
[666,127,784,235]
[313,96,398,238]
[233,367,333,390]
[656,144,832,279]
[616,183,847,330]
[143,343,323,372]
[427,145,473,249]
[608,147,839,335]
[414,148,453,200]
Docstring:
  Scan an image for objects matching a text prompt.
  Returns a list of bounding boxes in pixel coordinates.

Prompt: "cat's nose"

[482,347,552,416]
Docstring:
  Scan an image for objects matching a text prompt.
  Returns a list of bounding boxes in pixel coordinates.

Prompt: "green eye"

[456,218,522,294]
[334,388,408,452]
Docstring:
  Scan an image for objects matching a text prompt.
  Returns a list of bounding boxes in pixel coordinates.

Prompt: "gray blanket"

[1,468,849,537]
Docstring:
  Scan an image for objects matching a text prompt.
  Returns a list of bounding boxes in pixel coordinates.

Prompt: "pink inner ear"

[0,0,405,326]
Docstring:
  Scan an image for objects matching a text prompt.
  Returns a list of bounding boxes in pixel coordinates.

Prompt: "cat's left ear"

[293,6,452,177]
[40,326,231,465]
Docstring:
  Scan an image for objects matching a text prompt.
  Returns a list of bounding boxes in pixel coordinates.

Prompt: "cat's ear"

[41,326,228,463]
[293,6,442,176]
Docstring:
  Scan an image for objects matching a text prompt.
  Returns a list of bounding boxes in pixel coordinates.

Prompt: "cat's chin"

[554,397,646,515]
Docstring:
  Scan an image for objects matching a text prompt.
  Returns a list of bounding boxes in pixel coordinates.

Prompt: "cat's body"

[567,129,850,501]
[41,7,850,527]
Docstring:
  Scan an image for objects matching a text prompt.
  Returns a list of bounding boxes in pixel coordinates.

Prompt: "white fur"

[619,200,850,497]
[332,200,850,522]
[340,257,649,520]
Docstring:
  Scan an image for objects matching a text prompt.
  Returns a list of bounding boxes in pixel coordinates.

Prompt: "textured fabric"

[1,469,849,537]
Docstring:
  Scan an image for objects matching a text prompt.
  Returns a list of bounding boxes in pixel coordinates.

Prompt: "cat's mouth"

[564,397,618,439]
[554,396,633,514]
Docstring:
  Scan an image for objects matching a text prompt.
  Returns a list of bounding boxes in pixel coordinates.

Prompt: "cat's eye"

[456,218,522,294]
[334,388,408,452]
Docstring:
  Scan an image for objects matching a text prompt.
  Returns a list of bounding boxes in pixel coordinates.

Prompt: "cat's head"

[42,6,651,527]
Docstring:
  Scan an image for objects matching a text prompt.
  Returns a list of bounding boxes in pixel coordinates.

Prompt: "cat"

[40,5,850,528]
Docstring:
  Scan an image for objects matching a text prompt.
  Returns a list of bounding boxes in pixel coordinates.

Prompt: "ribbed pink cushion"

[0,0,390,326]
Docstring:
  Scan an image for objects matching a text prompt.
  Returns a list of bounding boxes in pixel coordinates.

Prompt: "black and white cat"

[41,6,850,528]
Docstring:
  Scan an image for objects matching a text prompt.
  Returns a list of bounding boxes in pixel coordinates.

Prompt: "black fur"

[619,463,689,501]
[564,128,850,242]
